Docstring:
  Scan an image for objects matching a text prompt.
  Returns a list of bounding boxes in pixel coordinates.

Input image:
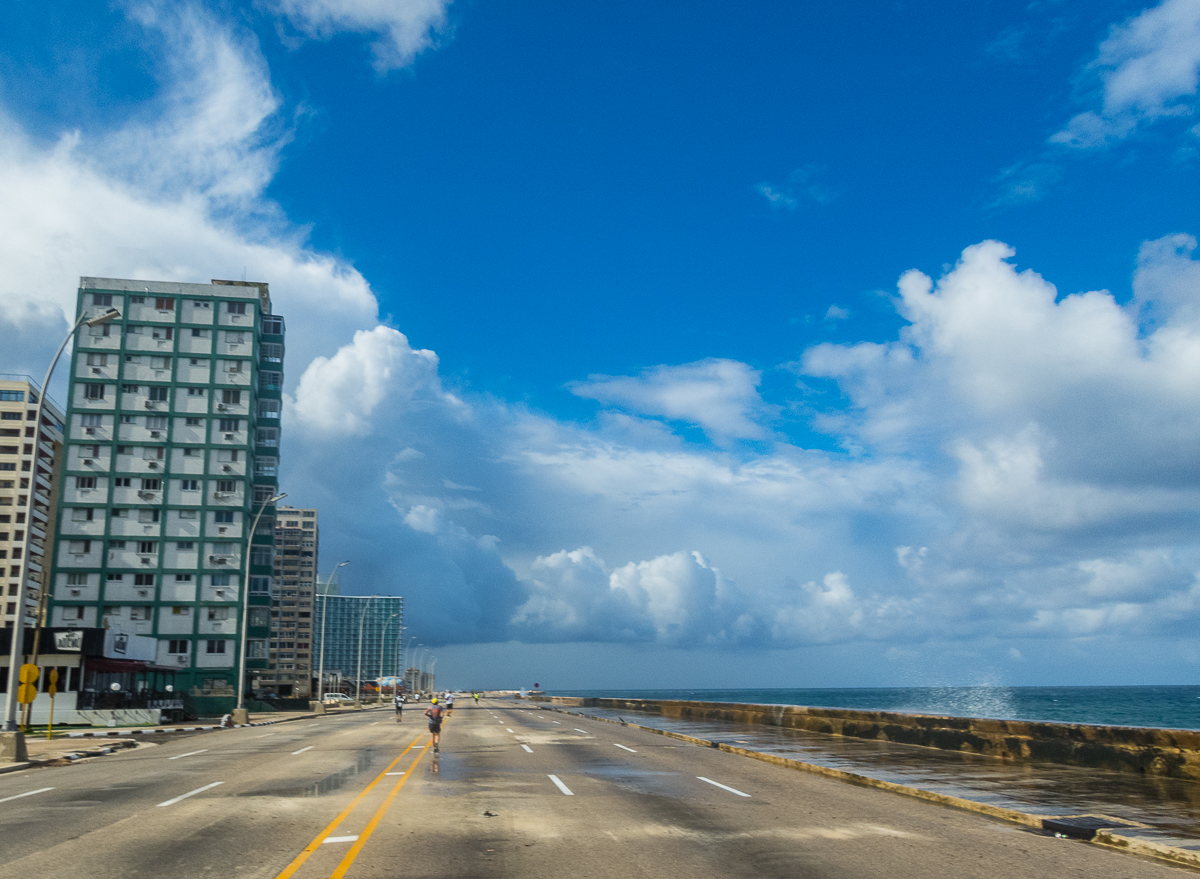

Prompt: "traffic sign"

[48,668,58,697]
[17,683,37,705]
[18,664,39,684]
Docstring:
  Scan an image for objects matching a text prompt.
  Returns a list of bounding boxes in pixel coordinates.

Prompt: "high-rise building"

[0,376,65,628]
[45,277,285,694]
[313,594,403,696]
[265,504,318,697]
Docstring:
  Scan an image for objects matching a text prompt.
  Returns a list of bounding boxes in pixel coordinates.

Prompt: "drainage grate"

[1042,815,1141,841]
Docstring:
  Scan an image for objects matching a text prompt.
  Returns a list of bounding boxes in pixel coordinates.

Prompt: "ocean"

[546,686,1200,731]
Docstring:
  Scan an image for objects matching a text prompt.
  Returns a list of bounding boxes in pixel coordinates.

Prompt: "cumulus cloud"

[268,0,453,72]
[569,359,773,443]
[1053,0,1200,147]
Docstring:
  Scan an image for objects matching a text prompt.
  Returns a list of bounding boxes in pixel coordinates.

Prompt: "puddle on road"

[242,749,377,798]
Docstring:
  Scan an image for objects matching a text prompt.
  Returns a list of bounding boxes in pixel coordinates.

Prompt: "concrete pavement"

[0,698,1189,878]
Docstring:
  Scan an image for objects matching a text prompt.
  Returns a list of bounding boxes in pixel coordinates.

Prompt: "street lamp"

[4,307,120,734]
[354,596,375,705]
[233,492,286,724]
[429,656,439,693]
[378,612,399,703]
[315,560,349,702]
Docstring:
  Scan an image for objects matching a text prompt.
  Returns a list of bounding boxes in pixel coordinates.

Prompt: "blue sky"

[4,0,1200,689]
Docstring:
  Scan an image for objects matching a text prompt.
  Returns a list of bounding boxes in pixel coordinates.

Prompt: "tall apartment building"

[265,505,318,697]
[46,277,285,694]
[0,377,65,628]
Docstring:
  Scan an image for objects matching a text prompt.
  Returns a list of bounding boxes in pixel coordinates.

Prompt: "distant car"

[323,693,355,704]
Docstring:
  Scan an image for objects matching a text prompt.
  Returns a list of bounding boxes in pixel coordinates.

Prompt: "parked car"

[323,693,355,704]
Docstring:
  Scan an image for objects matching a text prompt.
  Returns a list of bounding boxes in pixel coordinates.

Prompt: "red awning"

[85,658,156,674]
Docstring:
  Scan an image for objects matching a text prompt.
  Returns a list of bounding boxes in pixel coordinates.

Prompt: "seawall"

[521,695,1200,780]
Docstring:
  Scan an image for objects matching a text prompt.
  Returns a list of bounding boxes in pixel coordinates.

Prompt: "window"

[68,540,91,554]
[130,606,152,620]
[86,353,108,367]
[62,606,83,621]
[0,391,24,402]
[83,384,105,400]
[211,542,234,557]
[113,477,131,487]
[71,508,94,522]
[302,521,314,529]
[119,415,135,424]
[126,324,143,334]
[217,450,239,463]
[150,356,171,370]
[259,371,282,392]
[207,607,230,621]
[66,573,87,585]
[137,509,160,523]
[181,479,199,492]
[224,360,243,373]
[140,478,162,491]
[249,576,272,594]
[178,509,198,520]
[206,640,228,654]
[135,574,155,586]
[154,297,174,311]
[81,414,102,427]
[107,540,126,550]
[111,509,128,519]
[193,300,210,308]
[258,400,280,419]
[143,447,164,460]
[214,511,234,523]
[251,547,273,567]
[151,327,173,340]
[191,328,207,337]
[0,463,13,472]
[131,295,145,304]
[0,412,20,421]
[225,332,246,345]
[219,419,240,432]
[136,541,157,555]
[185,417,202,426]
[167,640,188,654]
[88,323,111,337]
[255,457,278,477]
[81,444,101,457]
[216,479,236,493]
[175,573,194,582]
[172,606,189,615]
[148,386,169,401]
[187,387,205,396]
[107,573,124,582]
[75,476,96,490]
[182,448,199,457]
[94,293,113,307]
[121,383,140,394]
[220,390,241,405]
[262,316,283,335]
[211,575,230,586]
[226,302,246,314]
[125,355,141,364]
[145,416,167,429]
[260,342,284,361]
[116,445,132,455]
[176,544,194,552]
[256,428,278,446]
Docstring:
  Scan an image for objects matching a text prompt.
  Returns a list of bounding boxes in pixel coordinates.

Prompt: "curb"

[1,738,141,773]
[541,706,1200,873]
[61,712,320,738]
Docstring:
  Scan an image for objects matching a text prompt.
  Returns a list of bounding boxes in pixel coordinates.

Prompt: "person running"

[424,697,445,752]
[445,692,455,716]
[393,691,404,723]
[473,692,480,704]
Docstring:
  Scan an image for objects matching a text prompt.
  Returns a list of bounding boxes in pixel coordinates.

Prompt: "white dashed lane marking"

[506,728,514,733]
[548,774,574,795]
[614,744,637,753]
[0,787,53,805]
[157,781,224,807]
[292,746,315,755]
[168,749,208,760]
[574,729,588,734]
[521,744,533,753]
[323,836,359,844]
[697,776,751,798]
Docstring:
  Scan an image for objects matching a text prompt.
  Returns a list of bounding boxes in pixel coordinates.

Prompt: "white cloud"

[1053,0,1200,147]
[754,165,833,210]
[569,358,773,442]
[268,0,453,72]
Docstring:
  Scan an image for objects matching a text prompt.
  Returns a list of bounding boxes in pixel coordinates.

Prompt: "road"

[0,699,1186,878]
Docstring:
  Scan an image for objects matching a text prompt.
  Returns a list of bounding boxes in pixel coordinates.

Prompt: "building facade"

[313,594,403,695]
[45,277,285,695]
[264,505,318,697]
[0,376,65,629]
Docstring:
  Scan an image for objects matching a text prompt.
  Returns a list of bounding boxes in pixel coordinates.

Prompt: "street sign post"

[17,665,39,730]
[46,669,58,739]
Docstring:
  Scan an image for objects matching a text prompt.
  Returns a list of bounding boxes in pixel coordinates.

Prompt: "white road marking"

[614,744,637,753]
[506,728,514,733]
[0,787,53,804]
[256,733,275,738]
[521,744,533,753]
[168,749,208,760]
[547,774,574,795]
[574,728,588,734]
[156,781,224,807]
[697,776,751,797]
[323,835,360,844]
[551,720,560,724]
[292,746,315,755]
[385,771,406,776]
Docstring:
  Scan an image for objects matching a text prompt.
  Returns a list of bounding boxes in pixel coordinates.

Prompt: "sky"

[3,0,1200,690]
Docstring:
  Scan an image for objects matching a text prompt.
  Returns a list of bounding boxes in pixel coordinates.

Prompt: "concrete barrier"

[523,695,1200,780]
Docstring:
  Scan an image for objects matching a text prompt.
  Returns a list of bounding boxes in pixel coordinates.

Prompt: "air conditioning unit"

[137,589,149,597]
[217,526,227,534]
[210,556,228,565]
[213,492,228,499]
[140,557,152,565]
[83,459,93,466]
[222,465,232,472]
[217,404,227,411]
[147,462,158,469]
[138,491,156,500]
[84,428,96,435]
[176,655,187,664]
[144,400,154,409]
[91,368,101,375]
[69,588,81,597]
[150,431,161,438]
[224,433,234,441]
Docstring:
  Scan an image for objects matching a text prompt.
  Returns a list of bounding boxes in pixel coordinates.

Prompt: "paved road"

[0,699,1186,878]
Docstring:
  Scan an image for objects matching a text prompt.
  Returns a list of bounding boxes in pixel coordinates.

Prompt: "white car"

[323,693,355,704]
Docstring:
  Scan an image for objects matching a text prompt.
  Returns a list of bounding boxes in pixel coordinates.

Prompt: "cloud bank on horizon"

[2,0,1200,680]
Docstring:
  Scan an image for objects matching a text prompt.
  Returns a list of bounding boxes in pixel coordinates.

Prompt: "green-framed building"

[46,277,284,695]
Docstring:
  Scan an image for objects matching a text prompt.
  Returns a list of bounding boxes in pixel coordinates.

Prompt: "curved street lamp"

[234,491,287,723]
[315,560,350,702]
[378,612,399,703]
[5,307,121,733]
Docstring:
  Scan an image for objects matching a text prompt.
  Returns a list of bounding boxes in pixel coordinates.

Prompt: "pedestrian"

[445,692,455,716]
[424,696,445,752]
[220,712,234,729]
[393,691,404,723]
[473,692,480,704]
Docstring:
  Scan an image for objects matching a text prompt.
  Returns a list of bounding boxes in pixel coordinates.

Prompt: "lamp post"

[402,637,416,692]
[354,596,375,706]
[414,645,427,693]
[315,560,349,703]
[428,656,439,694]
[4,307,120,735]
[378,612,399,703]
[233,491,286,725]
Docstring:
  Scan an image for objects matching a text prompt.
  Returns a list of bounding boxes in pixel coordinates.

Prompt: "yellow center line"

[273,732,424,879]
[328,741,432,879]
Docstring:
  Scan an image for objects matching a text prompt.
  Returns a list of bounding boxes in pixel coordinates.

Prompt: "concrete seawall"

[523,695,1200,780]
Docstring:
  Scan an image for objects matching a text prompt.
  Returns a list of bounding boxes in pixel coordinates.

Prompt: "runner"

[424,696,445,752]
[445,691,455,716]
[393,690,404,723]
[473,692,480,704]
